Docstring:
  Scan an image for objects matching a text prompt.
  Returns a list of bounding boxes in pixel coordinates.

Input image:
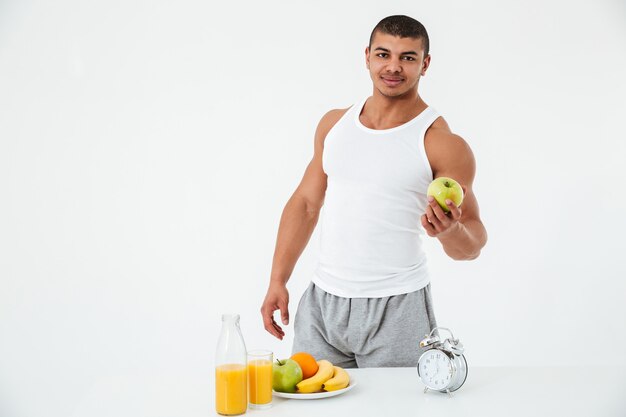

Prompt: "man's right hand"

[260,283,290,340]
[259,109,345,341]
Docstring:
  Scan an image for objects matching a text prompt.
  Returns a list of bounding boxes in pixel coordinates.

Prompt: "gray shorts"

[292,281,438,368]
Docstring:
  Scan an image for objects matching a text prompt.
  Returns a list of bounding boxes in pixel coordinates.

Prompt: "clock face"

[418,349,453,390]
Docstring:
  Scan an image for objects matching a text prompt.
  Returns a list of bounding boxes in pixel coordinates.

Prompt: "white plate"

[273,377,357,400]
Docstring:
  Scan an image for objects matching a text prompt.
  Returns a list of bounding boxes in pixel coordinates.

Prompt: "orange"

[290,352,319,379]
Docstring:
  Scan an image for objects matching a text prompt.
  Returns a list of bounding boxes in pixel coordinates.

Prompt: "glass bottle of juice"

[215,314,248,416]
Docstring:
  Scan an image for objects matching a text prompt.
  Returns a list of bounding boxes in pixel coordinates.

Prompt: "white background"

[1,1,625,416]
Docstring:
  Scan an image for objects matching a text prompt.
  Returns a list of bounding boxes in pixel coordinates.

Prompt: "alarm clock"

[417,326,468,396]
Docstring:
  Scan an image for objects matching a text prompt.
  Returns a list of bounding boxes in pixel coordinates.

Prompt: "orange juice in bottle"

[216,364,247,414]
[215,314,247,415]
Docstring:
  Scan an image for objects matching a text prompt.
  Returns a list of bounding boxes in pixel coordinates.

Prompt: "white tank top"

[312,96,440,298]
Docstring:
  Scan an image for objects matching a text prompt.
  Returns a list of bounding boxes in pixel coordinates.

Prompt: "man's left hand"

[420,195,463,238]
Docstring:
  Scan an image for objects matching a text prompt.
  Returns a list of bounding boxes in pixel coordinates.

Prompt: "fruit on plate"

[296,360,334,393]
[272,358,303,393]
[322,366,350,391]
[290,352,319,379]
[426,176,464,213]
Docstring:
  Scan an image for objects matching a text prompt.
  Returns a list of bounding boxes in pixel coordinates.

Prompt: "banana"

[322,366,350,391]
[296,360,334,393]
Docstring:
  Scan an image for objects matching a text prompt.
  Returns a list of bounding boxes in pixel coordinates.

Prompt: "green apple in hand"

[272,359,303,393]
[427,177,464,213]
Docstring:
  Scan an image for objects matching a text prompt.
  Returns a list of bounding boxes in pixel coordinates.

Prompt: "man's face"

[365,32,430,98]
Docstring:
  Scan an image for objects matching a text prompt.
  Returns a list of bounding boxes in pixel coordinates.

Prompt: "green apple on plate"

[272,359,303,393]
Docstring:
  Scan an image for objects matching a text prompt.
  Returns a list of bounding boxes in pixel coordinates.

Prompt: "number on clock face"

[420,350,453,389]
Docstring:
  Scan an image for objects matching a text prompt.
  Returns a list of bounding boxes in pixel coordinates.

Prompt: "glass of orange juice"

[247,350,273,409]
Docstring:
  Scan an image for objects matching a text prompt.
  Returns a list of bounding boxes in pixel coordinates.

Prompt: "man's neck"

[363,90,426,126]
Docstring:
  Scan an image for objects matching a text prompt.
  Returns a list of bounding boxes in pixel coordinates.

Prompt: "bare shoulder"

[315,107,350,147]
[425,116,470,152]
[294,107,350,210]
[321,107,350,125]
[424,116,476,179]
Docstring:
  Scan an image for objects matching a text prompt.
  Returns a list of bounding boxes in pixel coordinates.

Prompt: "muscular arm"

[268,144,326,289]
[423,123,488,260]
[261,108,347,339]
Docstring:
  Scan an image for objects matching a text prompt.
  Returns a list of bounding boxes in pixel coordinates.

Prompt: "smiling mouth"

[381,77,403,86]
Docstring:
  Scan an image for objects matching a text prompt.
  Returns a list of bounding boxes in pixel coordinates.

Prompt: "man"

[261,15,487,368]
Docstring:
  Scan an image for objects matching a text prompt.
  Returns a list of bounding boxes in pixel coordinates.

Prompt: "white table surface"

[72,367,626,417]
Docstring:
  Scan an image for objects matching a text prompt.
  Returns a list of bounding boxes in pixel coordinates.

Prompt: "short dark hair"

[369,15,430,57]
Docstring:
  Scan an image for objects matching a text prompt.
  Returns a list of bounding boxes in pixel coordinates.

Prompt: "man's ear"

[365,46,370,69]
[421,54,431,76]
